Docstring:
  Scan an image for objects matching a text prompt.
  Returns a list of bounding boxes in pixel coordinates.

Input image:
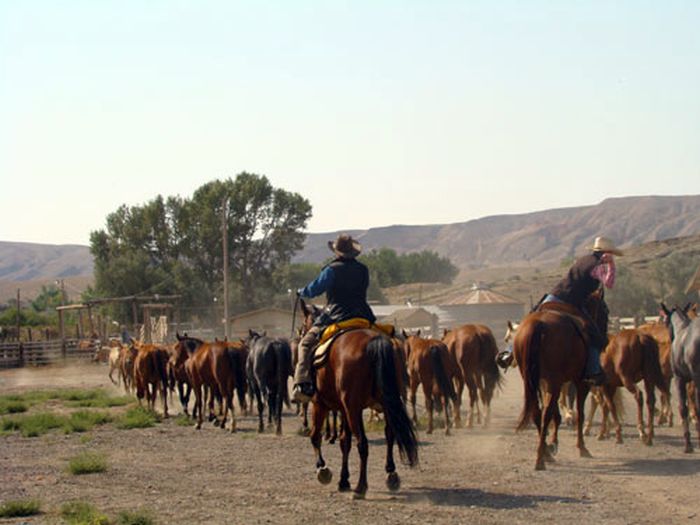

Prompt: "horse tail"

[367,336,419,467]
[430,345,458,403]
[274,340,292,409]
[639,333,666,393]
[478,331,504,405]
[516,320,544,431]
[226,347,248,412]
[154,350,169,401]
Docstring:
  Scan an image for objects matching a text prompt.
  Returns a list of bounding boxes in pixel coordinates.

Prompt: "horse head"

[298,298,323,335]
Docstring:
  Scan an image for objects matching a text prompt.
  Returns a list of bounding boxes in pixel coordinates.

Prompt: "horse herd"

[94,298,700,494]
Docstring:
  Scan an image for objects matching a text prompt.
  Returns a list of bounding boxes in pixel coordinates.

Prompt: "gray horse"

[661,303,700,453]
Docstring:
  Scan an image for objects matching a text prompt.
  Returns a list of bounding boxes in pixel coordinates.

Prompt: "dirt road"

[1,364,699,524]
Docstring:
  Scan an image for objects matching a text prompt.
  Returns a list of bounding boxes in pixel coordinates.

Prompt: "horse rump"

[367,336,419,467]
[515,319,545,431]
[429,344,458,403]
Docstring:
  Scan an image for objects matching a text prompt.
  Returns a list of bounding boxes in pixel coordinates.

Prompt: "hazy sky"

[1,1,699,246]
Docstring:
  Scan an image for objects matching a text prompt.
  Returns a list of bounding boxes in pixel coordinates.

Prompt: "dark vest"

[324,258,376,324]
[550,253,602,308]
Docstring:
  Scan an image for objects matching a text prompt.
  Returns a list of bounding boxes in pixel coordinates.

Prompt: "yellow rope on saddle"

[319,318,394,346]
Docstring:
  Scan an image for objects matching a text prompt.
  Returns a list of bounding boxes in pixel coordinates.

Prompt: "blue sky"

[1,1,698,245]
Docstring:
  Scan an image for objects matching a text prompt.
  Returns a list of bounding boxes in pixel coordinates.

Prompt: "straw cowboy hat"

[588,236,623,256]
[328,234,362,258]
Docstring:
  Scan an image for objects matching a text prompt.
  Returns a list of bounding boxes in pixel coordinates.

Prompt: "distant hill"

[2,195,700,302]
[295,195,700,268]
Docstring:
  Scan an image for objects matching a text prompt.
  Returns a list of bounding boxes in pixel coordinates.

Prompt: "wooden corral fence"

[0,339,99,369]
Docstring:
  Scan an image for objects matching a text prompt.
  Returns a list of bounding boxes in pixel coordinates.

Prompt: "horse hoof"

[317,466,333,485]
[684,446,693,454]
[338,481,351,492]
[579,448,593,458]
[194,423,201,430]
[352,491,366,500]
[386,472,400,492]
[535,461,546,471]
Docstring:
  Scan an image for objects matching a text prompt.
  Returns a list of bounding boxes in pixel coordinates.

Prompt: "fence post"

[18,342,24,367]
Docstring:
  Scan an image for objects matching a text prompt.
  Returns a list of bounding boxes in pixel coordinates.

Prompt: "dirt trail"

[1,364,699,524]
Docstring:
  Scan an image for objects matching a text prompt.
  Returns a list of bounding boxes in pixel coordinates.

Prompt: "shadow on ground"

[396,486,584,509]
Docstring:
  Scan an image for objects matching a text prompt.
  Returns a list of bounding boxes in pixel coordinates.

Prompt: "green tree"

[90,173,312,321]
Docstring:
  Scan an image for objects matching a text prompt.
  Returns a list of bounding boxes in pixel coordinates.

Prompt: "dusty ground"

[1,363,699,525]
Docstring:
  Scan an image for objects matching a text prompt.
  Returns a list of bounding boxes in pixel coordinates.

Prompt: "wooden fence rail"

[0,339,98,369]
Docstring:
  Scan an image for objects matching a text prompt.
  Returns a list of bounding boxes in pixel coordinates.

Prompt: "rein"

[291,294,299,338]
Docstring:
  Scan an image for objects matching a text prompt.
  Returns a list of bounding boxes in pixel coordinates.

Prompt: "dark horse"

[299,299,418,498]
[245,330,293,435]
[514,291,608,470]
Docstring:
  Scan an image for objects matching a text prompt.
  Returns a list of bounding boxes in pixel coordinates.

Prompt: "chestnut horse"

[514,292,608,470]
[443,324,502,428]
[403,331,459,435]
[179,335,247,432]
[299,299,418,498]
[132,341,170,417]
[596,328,667,445]
[637,321,674,426]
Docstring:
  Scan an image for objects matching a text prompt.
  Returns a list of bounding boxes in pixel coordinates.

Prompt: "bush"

[67,451,108,475]
[0,498,41,518]
[66,410,113,433]
[0,399,28,415]
[60,501,110,525]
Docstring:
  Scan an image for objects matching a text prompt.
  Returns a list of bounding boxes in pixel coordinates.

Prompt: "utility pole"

[16,289,21,341]
[222,197,230,339]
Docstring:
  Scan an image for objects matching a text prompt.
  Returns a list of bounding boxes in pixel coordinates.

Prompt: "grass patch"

[0,398,28,415]
[0,498,41,518]
[66,410,112,433]
[2,412,65,437]
[0,388,132,410]
[116,509,156,525]
[1,410,112,437]
[68,451,108,475]
[115,406,160,429]
[60,501,110,525]
[173,414,192,427]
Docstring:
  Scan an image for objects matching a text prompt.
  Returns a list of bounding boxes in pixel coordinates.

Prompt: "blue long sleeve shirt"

[298,266,335,298]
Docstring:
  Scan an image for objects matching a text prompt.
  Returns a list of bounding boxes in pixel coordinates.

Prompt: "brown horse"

[299,299,418,498]
[403,331,459,435]
[132,341,170,417]
[443,324,502,428]
[596,329,667,445]
[514,292,608,470]
[179,335,247,432]
[637,321,674,426]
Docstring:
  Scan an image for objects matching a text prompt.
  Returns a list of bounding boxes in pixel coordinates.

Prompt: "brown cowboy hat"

[588,236,624,256]
[328,234,362,258]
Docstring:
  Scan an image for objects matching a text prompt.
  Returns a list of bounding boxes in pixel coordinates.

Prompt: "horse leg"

[255,385,264,433]
[301,401,309,433]
[676,378,693,452]
[194,383,204,430]
[310,402,332,485]
[324,413,331,441]
[585,388,598,437]
[275,386,283,436]
[384,420,400,491]
[543,390,559,461]
[535,389,557,470]
[330,411,338,444]
[344,406,369,499]
[338,414,351,492]
[422,382,434,434]
[693,377,700,447]
[409,375,419,425]
[465,375,478,428]
[602,384,622,443]
[626,381,645,443]
[453,376,464,428]
[443,392,451,436]
[644,379,655,445]
[575,381,592,458]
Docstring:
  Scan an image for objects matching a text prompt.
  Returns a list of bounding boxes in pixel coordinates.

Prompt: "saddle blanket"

[312,318,395,369]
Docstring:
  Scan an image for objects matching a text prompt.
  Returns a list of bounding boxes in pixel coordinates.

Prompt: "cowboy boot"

[293,327,320,403]
[583,346,605,386]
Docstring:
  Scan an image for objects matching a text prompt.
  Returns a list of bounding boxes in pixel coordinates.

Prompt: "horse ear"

[416,329,421,337]
[401,329,408,338]
[682,302,692,315]
[659,303,671,318]
[262,331,267,337]
[442,328,448,338]
[507,320,513,330]
[248,329,254,338]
